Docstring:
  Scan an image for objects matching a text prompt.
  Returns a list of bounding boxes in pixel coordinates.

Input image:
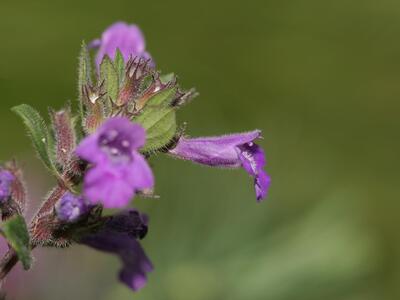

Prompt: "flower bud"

[0,169,15,202]
[89,22,153,70]
[56,192,90,222]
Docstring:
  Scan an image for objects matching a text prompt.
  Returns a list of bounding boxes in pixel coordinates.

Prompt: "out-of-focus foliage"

[0,0,399,299]
[1,215,31,270]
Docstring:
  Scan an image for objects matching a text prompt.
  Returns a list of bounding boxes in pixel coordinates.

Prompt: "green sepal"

[100,55,119,110]
[78,41,92,118]
[49,106,77,171]
[12,104,58,175]
[144,87,177,107]
[159,73,175,84]
[114,49,125,83]
[1,215,32,270]
[134,87,178,152]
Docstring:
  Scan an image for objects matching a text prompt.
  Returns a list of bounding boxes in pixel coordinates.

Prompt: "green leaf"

[114,49,125,83]
[134,87,178,152]
[141,109,177,152]
[12,104,58,174]
[78,41,92,118]
[100,55,119,105]
[2,215,32,270]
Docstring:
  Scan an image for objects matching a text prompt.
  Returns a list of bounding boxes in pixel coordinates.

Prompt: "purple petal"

[168,130,270,201]
[105,210,148,239]
[56,192,90,222]
[168,130,261,167]
[0,169,14,202]
[92,22,151,68]
[88,38,101,49]
[80,210,153,292]
[119,241,153,291]
[128,152,154,190]
[255,171,271,201]
[141,51,155,68]
[238,142,266,177]
[75,132,104,164]
[83,164,134,208]
[100,117,146,150]
[180,130,261,145]
[238,143,270,201]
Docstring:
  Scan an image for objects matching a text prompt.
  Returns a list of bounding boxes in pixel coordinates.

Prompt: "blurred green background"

[0,0,399,299]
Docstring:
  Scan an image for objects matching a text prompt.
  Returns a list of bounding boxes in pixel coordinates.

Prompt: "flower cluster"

[0,21,270,294]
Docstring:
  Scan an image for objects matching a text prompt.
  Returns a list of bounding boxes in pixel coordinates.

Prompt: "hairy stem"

[0,249,18,282]
[0,174,75,282]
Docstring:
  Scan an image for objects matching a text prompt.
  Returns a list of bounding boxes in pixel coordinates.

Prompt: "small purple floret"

[168,130,270,201]
[56,192,90,222]
[76,117,154,208]
[80,210,152,291]
[90,22,153,68]
[0,170,14,202]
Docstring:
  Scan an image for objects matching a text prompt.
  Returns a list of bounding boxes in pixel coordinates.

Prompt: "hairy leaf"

[12,104,58,174]
[2,215,31,270]
[78,41,92,118]
[134,87,178,152]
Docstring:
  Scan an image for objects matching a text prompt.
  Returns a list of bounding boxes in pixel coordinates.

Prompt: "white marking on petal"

[242,150,257,173]
[108,130,118,140]
[110,148,119,155]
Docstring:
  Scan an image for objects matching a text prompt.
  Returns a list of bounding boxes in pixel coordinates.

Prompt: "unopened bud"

[0,169,15,202]
[56,192,90,222]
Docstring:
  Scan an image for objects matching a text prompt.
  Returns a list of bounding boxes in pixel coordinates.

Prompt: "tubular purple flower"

[168,130,270,201]
[0,169,15,202]
[56,192,90,222]
[76,117,154,208]
[90,22,153,68]
[80,210,152,291]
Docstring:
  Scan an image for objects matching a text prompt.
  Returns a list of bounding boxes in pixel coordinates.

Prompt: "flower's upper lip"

[91,21,150,69]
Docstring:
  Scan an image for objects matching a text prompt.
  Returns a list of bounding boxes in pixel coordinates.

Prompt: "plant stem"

[0,249,18,282]
[0,178,74,282]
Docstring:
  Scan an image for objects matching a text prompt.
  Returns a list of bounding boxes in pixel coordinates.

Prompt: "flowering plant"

[0,22,270,294]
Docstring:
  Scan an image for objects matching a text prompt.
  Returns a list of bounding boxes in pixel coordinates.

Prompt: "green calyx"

[76,44,197,153]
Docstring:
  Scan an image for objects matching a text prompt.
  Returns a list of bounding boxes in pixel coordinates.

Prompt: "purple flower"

[80,210,152,291]
[76,117,154,208]
[90,22,153,68]
[56,192,90,222]
[168,130,270,201]
[0,169,14,202]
